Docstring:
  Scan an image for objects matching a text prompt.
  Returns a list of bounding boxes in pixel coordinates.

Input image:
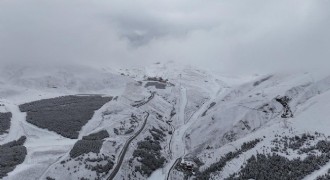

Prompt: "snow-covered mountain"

[1,62,330,180]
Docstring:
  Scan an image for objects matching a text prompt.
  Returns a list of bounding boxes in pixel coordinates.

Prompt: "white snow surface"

[1,63,330,180]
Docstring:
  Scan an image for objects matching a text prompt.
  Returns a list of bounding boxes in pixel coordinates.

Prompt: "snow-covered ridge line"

[1,63,330,180]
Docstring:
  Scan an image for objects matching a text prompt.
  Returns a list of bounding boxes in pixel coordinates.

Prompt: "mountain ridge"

[0,63,330,180]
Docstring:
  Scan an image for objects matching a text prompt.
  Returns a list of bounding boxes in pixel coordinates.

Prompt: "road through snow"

[156,83,224,180]
[149,86,187,180]
[107,112,150,180]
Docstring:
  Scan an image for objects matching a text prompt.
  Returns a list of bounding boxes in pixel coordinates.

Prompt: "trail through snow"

[149,80,224,180]
[0,101,25,144]
[149,86,188,180]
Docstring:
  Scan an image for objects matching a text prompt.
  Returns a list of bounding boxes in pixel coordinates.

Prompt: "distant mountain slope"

[0,63,330,180]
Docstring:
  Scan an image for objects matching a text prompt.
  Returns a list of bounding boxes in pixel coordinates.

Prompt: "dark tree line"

[70,140,103,159]
[66,131,114,179]
[0,112,12,135]
[270,133,320,155]
[196,139,261,180]
[132,127,167,177]
[85,155,114,175]
[149,127,166,141]
[70,130,109,158]
[133,138,166,177]
[227,137,330,180]
[145,82,166,89]
[82,130,109,141]
[0,136,27,178]
[227,153,330,180]
[19,95,112,139]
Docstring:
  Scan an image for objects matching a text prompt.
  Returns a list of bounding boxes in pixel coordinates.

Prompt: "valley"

[1,63,330,180]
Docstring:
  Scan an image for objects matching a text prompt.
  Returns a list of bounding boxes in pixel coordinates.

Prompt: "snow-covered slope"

[1,63,330,180]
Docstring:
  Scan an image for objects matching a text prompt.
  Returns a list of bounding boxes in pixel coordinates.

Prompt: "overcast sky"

[0,0,329,74]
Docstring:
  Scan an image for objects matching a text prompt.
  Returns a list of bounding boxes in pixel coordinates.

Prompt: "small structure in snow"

[180,158,196,171]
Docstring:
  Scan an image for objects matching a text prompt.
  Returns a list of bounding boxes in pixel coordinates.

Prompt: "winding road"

[166,158,180,180]
[107,112,150,180]
[133,92,155,108]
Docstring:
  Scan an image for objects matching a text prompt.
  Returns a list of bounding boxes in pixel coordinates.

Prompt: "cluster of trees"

[288,134,315,150]
[226,136,330,180]
[68,130,113,178]
[19,95,112,139]
[70,140,103,159]
[271,133,317,154]
[87,156,114,175]
[240,139,262,150]
[70,130,109,158]
[19,95,112,112]
[0,136,27,178]
[124,129,134,135]
[144,82,166,89]
[223,130,237,142]
[133,134,166,177]
[91,161,114,174]
[146,76,168,83]
[62,154,114,179]
[82,130,109,141]
[315,140,330,153]
[132,92,155,108]
[227,152,330,180]
[316,169,330,180]
[149,127,166,141]
[297,139,330,155]
[113,114,140,135]
[0,112,12,135]
[196,139,261,180]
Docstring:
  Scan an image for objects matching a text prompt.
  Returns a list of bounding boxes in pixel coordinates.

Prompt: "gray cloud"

[0,0,329,74]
